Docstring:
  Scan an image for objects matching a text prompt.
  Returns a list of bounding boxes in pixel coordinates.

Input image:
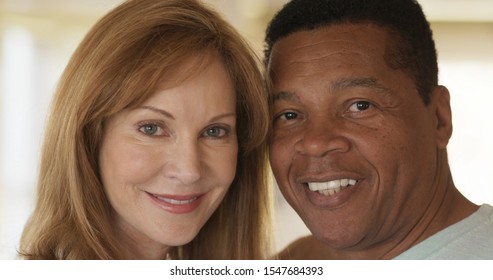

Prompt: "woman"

[19,0,271,259]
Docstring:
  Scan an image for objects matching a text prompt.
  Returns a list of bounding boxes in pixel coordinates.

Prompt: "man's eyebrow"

[330,77,392,96]
[271,77,392,103]
[271,91,300,103]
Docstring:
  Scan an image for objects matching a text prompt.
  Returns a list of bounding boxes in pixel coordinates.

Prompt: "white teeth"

[329,180,340,188]
[155,196,197,205]
[307,179,358,196]
[341,179,349,187]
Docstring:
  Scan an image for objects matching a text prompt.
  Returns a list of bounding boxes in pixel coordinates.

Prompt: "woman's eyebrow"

[138,105,175,120]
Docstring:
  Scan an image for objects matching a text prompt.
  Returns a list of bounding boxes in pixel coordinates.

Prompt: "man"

[264,0,493,259]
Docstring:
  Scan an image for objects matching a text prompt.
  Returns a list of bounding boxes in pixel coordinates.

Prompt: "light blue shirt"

[395,204,493,259]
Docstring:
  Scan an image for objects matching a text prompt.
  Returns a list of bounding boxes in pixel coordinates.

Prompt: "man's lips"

[306,178,359,196]
[297,177,363,208]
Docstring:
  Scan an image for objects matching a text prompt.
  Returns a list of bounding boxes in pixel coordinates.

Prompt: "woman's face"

[99,55,237,259]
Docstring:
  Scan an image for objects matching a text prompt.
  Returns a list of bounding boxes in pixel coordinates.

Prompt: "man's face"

[268,23,443,250]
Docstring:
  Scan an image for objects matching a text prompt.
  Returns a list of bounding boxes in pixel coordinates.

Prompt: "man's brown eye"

[282,112,298,120]
[349,101,371,112]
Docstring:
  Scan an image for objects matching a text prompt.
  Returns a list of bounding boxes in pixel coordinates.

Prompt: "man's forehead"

[270,76,394,104]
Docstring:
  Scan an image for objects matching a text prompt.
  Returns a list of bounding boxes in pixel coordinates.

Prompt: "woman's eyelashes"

[201,124,233,139]
[137,121,168,137]
[136,121,233,140]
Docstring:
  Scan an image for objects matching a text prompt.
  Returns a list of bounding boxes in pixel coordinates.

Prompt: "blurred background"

[1,0,492,259]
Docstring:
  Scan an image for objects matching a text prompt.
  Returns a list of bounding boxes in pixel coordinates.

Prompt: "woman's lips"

[146,192,203,214]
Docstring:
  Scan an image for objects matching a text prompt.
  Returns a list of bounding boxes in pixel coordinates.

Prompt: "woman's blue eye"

[349,101,371,112]
[204,127,227,138]
[139,124,159,135]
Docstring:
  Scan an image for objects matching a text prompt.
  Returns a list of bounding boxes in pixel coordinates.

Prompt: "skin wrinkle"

[381,149,450,259]
[273,77,392,100]
[272,77,398,121]
[139,106,176,120]
[282,24,372,53]
[271,91,300,102]
[275,24,416,97]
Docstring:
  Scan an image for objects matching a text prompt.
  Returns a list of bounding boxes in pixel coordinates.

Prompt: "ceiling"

[1,0,124,17]
[1,0,493,22]
[420,0,493,22]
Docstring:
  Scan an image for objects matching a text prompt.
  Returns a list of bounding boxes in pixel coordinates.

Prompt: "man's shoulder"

[276,235,330,260]
[396,204,493,259]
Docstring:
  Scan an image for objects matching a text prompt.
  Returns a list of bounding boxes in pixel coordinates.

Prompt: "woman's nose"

[162,140,202,185]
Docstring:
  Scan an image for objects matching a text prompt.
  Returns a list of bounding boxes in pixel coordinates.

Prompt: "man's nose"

[294,118,350,157]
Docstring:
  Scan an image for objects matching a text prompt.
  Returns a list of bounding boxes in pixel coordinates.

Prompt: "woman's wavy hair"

[19,0,271,259]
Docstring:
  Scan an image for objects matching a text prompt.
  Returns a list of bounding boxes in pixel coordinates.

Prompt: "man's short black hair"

[264,0,438,104]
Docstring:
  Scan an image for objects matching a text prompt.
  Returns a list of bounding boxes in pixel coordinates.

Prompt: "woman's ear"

[431,86,453,149]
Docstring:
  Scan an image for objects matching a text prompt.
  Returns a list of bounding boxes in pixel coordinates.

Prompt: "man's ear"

[431,86,453,149]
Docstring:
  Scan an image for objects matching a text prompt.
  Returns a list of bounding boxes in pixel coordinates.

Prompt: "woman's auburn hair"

[19,0,271,259]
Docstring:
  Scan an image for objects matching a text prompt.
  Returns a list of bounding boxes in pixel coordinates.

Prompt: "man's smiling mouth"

[307,179,358,196]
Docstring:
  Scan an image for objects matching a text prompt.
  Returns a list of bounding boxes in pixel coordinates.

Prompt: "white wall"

[433,22,493,206]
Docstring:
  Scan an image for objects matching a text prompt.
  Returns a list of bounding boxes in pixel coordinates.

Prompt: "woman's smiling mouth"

[146,192,203,214]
